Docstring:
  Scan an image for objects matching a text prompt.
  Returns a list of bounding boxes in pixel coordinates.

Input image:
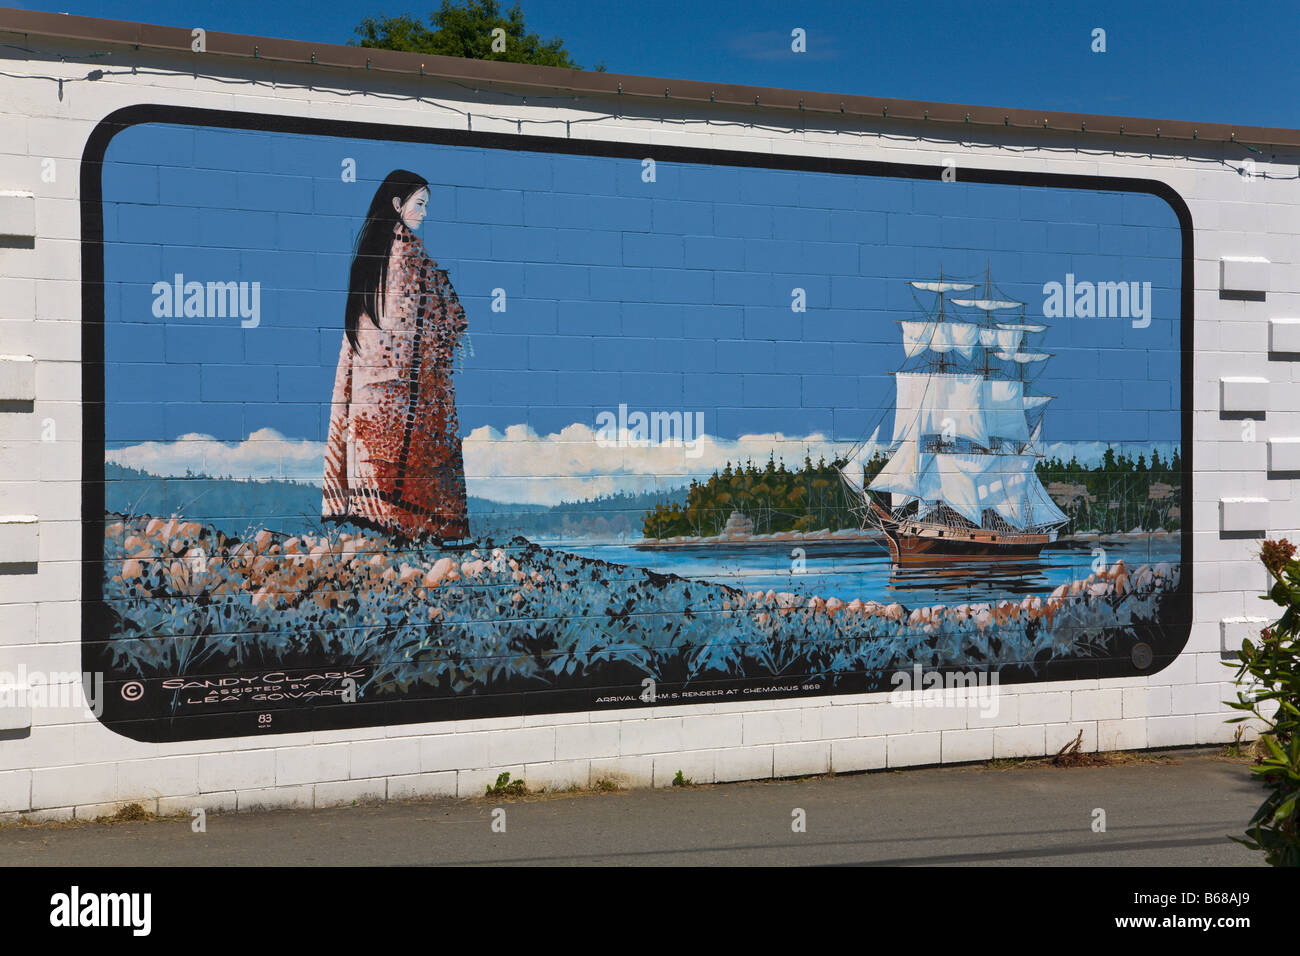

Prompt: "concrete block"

[1220,255,1270,293]
[1219,376,1268,413]
[0,193,35,240]
[0,355,34,400]
[0,515,37,564]
[1271,318,1300,352]
[994,725,1046,759]
[1221,616,1271,654]
[1220,497,1270,533]
[1269,437,1300,472]
[830,736,887,773]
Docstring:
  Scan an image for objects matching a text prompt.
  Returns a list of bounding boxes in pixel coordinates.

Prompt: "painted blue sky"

[12,0,1300,128]
[101,119,1182,486]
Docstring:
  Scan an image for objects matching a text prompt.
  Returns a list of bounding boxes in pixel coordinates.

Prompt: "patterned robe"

[322,223,470,540]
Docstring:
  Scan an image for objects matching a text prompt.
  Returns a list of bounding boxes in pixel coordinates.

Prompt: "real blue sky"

[9,0,1300,129]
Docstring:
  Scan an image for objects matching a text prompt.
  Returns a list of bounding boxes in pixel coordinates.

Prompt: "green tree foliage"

[1035,446,1183,533]
[1228,539,1300,866]
[352,1,591,69]
[642,452,887,540]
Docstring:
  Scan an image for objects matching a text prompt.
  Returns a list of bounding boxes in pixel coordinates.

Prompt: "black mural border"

[80,103,1196,743]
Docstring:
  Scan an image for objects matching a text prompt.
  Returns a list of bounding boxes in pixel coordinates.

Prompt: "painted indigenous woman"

[323,170,471,541]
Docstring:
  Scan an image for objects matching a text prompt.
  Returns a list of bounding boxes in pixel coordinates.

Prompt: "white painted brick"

[1270,317,1300,352]
[275,743,349,787]
[387,771,457,800]
[117,756,199,799]
[773,741,830,778]
[1269,438,1300,472]
[347,738,420,779]
[1123,685,1172,718]
[1097,718,1148,751]
[714,746,773,782]
[314,778,386,807]
[742,709,803,745]
[0,769,30,812]
[913,701,972,731]
[420,732,489,772]
[1219,377,1269,412]
[682,713,745,748]
[1195,713,1245,744]
[237,785,314,811]
[1171,682,1227,715]
[887,732,941,768]
[0,603,36,642]
[801,705,857,741]
[830,736,887,773]
[1219,255,1270,293]
[555,721,620,760]
[1220,497,1270,533]
[1018,691,1070,724]
[521,759,589,791]
[0,355,35,402]
[859,701,916,736]
[993,725,1046,759]
[0,515,37,563]
[1070,689,1123,722]
[32,763,116,809]
[457,765,524,798]
[198,750,275,793]
[1045,723,1098,754]
[1147,715,1197,747]
[0,193,35,239]
[941,728,994,763]
[160,791,236,815]
[619,718,684,755]
[652,751,715,786]
[587,756,653,789]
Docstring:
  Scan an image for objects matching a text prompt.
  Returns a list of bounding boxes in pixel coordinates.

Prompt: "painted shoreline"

[631,527,1178,550]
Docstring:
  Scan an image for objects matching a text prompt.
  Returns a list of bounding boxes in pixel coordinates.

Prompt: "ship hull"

[869,502,1052,566]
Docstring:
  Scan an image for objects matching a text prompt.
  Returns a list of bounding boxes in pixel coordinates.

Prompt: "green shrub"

[1228,538,1300,866]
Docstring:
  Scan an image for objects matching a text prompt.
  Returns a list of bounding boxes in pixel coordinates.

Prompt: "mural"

[83,108,1192,741]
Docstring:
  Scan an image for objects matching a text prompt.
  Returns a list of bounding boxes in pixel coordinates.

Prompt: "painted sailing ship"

[839,273,1069,565]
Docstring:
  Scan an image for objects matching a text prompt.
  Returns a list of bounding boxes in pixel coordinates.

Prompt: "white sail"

[909,280,975,293]
[951,298,1023,311]
[891,372,988,446]
[868,439,927,499]
[837,426,880,494]
[1023,394,1053,411]
[984,379,1030,441]
[927,453,988,524]
[994,351,1050,363]
[997,323,1047,333]
[1027,480,1069,527]
[978,327,1024,353]
[902,321,981,359]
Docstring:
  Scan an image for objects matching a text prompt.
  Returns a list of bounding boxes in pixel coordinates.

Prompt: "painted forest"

[640,447,1183,539]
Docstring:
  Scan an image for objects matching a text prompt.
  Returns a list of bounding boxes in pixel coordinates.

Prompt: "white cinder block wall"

[0,18,1295,820]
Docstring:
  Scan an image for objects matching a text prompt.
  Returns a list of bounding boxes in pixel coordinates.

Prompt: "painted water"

[559,535,1182,606]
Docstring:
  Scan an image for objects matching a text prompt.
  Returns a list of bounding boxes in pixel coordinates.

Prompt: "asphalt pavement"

[0,748,1265,866]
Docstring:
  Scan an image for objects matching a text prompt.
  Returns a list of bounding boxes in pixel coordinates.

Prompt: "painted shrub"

[84,108,1191,741]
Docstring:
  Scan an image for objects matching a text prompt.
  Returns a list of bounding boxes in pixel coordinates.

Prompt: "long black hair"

[345,169,430,350]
